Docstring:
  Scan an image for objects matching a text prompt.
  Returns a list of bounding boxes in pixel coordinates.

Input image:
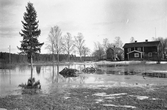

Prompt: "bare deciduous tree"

[153,37,167,60]
[62,32,74,61]
[103,38,110,51]
[114,36,123,48]
[130,37,135,43]
[46,26,63,63]
[82,46,90,57]
[93,42,105,60]
[74,33,85,61]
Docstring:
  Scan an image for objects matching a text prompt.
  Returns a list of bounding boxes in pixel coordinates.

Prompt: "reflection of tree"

[43,65,61,83]
[18,65,29,73]
[36,66,41,74]
[52,65,55,81]
[56,65,59,82]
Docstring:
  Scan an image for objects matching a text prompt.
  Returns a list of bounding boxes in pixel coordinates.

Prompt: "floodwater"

[0,62,167,97]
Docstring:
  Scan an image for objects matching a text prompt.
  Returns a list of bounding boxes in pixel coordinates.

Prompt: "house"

[106,47,124,61]
[123,40,160,60]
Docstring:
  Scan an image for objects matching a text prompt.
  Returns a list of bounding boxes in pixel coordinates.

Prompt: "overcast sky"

[0,0,167,54]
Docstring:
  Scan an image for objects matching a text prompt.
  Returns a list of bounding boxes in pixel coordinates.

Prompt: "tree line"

[0,52,95,65]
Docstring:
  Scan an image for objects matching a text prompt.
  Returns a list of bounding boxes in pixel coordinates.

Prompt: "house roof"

[123,41,160,48]
[127,50,143,54]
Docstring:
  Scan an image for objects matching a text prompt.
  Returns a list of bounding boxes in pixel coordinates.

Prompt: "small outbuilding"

[106,47,124,61]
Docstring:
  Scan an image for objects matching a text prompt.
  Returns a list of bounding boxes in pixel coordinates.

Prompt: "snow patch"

[130,95,149,100]
[137,96,149,100]
[95,99,103,103]
[103,104,136,109]
[93,92,127,97]
[103,104,118,107]
[93,92,106,97]
[64,96,70,99]
[151,98,159,100]
[105,96,118,99]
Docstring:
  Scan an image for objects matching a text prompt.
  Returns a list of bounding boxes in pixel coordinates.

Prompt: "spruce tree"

[18,2,44,79]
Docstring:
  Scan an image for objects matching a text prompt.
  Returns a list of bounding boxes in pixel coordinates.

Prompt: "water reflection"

[1,63,167,97]
[52,65,55,81]
[56,65,59,82]
[36,66,41,74]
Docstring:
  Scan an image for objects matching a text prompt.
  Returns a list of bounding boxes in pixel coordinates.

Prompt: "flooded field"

[0,62,167,109]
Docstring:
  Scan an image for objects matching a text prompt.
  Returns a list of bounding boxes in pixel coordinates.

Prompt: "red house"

[123,40,160,60]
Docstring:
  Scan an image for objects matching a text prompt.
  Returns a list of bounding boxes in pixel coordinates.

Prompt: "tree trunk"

[57,52,59,65]
[30,55,33,79]
[68,52,70,62]
[80,52,82,62]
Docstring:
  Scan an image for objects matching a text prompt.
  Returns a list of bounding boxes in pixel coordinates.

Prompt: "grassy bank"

[0,85,167,110]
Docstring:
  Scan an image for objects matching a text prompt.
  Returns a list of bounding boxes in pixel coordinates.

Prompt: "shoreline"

[1,60,167,69]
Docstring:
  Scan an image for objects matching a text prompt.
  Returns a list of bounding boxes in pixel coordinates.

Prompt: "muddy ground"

[0,85,167,110]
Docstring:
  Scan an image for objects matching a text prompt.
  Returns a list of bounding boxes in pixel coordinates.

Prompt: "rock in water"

[82,67,102,74]
[59,67,79,78]
[82,67,95,73]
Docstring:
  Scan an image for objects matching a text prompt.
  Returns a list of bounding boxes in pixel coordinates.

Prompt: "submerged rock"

[142,72,167,78]
[82,67,95,73]
[59,67,79,78]
[82,67,102,74]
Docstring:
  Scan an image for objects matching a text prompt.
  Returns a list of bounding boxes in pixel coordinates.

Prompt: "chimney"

[135,40,137,43]
[145,39,148,42]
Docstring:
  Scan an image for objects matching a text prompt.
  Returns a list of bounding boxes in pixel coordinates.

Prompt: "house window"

[148,52,152,57]
[134,53,139,57]
[128,48,131,52]
[137,47,141,51]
